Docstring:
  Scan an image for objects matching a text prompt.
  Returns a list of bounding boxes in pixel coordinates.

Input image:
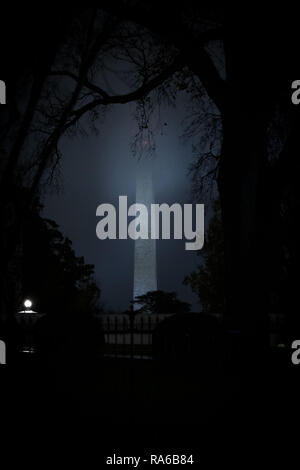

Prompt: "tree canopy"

[184,200,224,314]
[133,290,190,315]
[22,196,101,316]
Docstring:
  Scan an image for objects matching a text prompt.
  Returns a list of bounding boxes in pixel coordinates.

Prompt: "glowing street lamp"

[24,299,32,310]
[15,298,45,354]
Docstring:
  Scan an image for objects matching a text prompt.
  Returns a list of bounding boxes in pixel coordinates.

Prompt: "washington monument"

[133,157,157,309]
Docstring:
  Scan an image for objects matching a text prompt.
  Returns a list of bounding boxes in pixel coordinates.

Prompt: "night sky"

[42,94,204,312]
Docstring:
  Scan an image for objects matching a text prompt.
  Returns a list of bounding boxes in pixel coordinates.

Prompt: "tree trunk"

[218,22,272,354]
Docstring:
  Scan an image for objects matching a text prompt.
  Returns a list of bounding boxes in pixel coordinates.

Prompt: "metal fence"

[98,313,168,359]
[98,312,286,361]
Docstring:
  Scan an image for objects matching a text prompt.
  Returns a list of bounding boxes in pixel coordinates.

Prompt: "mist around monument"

[44,99,205,313]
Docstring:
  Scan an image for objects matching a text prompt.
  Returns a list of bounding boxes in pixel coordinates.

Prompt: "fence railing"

[98,313,168,359]
[98,312,286,360]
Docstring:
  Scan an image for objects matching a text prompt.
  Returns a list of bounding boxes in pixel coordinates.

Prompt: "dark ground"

[0,349,298,465]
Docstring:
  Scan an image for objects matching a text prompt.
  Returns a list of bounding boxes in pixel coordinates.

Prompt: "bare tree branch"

[99,1,226,111]
[63,51,186,131]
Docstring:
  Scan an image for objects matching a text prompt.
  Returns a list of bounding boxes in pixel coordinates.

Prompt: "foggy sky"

[42,95,206,312]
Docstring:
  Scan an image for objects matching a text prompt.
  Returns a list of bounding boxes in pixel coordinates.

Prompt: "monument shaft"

[133,158,157,308]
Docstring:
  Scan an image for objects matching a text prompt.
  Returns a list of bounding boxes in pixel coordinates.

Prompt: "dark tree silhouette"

[133,290,190,315]
[184,200,224,313]
[0,7,184,320]
[21,196,101,316]
[96,3,300,349]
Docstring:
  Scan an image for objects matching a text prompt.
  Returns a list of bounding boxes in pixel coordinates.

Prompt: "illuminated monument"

[133,157,157,309]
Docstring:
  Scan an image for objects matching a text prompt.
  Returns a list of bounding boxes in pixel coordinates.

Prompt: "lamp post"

[15,299,45,354]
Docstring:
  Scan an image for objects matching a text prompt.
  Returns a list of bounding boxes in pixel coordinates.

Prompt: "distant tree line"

[21,193,101,317]
[133,290,190,315]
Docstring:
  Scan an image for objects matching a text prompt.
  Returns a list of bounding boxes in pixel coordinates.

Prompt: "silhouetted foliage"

[133,290,190,314]
[183,200,224,313]
[22,196,100,316]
